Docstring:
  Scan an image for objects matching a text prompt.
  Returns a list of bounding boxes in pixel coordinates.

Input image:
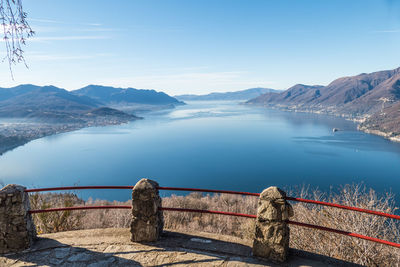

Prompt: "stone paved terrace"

[0,229,362,267]
[0,228,361,267]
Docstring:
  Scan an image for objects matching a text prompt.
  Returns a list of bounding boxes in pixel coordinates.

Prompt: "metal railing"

[25,185,400,248]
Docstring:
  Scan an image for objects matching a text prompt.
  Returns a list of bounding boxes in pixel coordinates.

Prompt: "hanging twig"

[0,0,34,79]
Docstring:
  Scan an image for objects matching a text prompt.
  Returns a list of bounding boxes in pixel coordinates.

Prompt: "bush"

[28,184,400,266]
[30,192,84,233]
[287,184,400,266]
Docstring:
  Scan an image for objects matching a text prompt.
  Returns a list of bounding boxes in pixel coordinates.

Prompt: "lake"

[1,101,400,202]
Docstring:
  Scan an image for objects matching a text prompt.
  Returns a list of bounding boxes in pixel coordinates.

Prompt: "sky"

[0,0,400,95]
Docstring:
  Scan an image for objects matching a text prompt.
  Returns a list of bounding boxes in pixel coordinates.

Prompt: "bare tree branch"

[0,0,34,79]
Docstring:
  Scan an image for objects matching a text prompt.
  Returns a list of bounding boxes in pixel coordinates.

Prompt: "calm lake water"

[1,101,400,202]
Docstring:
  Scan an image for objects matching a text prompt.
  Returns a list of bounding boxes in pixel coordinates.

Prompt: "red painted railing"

[288,221,400,248]
[159,207,257,218]
[25,186,134,193]
[285,196,400,220]
[29,205,131,214]
[25,185,400,248]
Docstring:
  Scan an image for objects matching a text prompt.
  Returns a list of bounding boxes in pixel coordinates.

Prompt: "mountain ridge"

[0,83,187,155]
[73,85,184,106]
[175,88,278,101]
[246,67,400,141]
[0,84,184,120]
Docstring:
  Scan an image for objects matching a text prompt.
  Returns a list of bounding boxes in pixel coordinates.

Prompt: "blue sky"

[0,0,400,95]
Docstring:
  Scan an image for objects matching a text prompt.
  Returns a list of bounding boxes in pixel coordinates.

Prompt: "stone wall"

[130,178,163,242]
[0,184,36,254]
[252,186,293,262]
[0,181,296,263]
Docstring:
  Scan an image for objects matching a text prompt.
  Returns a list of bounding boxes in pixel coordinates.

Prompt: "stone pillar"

[130,178,163,242]
[0,184,37,254]
[252,186,293,262]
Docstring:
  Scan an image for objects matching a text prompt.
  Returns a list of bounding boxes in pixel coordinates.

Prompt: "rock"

[130,179,164,242]
[252,186,293,262]
[49,257,65,265]
[67,252,93,262]
[54,247,71,259]
[87,257,116,267]
[0,184,37,254]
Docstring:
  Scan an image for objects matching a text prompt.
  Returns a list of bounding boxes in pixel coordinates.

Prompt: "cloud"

[85,23,102,27]
[26,18,116,36]
[74,27,121,33]
[371,29,400,33]
[0,34,111,44]
[28,18,62,24]
[28,18,103,27]
[26,52,113,61]
[30,35,111,41]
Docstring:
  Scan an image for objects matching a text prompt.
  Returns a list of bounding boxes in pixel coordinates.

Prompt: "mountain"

[175,88,278,101]
[0,83,186,121]
[0,84,139,123]
[247,67,400,140]
[0,85,100,118]
[0,84,42,101]
[359,101,400,138]
[246,84,324,106]
[0,85,141,155]
[72,85,184,106]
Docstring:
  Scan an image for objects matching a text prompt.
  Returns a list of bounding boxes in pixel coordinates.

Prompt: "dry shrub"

[288,184,400,266]
[81,198,131,229]
[30,194,131,233]
[162,192,257,238]
[28,184,400,266]
[30,193,84,234]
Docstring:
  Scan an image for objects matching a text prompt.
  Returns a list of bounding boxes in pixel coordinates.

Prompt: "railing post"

[130,178,163,242]
[252,186,293,262]
[0,184,37,254]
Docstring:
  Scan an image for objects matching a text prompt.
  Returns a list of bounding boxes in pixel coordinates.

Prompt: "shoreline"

[244,102,400,143]
[0,104,183,157]
[0,119,139,157]
[357,127,400,143]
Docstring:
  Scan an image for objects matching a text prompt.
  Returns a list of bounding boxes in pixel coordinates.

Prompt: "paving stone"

[67,252,93,262]
[87,257,116,267]
[49,257,64,265]
[0,228,357,267]
[54,247,71,259]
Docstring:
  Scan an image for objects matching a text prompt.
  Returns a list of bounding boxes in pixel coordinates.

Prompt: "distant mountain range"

[175,88,278,101]
[246,67,400,141]
[0,84,184,155]
[0,84,183,121]
[0,85,99,119]
[73,85,184,106]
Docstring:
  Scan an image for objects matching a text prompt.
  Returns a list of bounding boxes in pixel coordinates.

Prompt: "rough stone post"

[130,178,163,242]
[252,186,293,262]
[0,184,37,254]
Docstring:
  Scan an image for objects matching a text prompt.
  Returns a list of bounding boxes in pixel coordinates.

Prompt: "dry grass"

[29,184,400,266]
